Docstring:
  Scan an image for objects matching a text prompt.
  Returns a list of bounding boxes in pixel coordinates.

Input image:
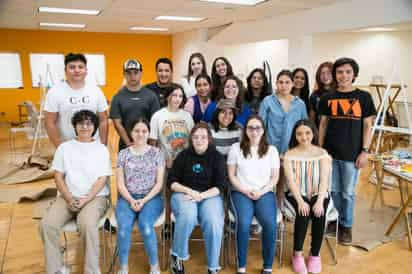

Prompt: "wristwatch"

[361,147,369,153]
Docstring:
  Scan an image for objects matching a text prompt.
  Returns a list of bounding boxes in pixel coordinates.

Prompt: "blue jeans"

[115,194,163,266]
[331,159,360,227]
[231,191,277,269]
[171,193,224,270]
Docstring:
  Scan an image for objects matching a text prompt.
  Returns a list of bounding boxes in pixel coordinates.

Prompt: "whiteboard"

[0,53,23,88]
[30,53,65,87]
[85,54,106,86]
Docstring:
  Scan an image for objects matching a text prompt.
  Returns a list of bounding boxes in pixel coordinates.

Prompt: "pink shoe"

[307,255,322,274]
[292,255,307,274]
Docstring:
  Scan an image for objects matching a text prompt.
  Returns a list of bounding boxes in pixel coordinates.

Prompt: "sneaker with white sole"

[55,265,70,274]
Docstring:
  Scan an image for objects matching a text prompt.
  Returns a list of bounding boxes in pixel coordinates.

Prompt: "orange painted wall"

[1,28,172,122]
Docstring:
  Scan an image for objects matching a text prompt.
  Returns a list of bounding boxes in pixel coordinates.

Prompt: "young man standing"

[145,57,173,107]
[44,53,109,147]
[110,59,160,151]
[318,57,376,244]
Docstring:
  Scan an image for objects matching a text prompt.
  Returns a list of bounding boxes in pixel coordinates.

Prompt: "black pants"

[286,193,330,256]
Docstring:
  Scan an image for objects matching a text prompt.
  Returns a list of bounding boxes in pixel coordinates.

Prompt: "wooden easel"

[369,67,412,209]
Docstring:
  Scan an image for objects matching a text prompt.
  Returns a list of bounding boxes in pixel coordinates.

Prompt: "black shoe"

[170,255,185,274]
[208,269,218,274]
[261,270,272,274]
[104,219,116,233]
[326,221,337,235]
[338,225,352,245]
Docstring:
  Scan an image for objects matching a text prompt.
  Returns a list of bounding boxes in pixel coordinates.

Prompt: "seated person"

[227,115,280,274]
[115,118,165,274]
[283,119,331,274]
[39,110,112,274]
[168,123,226,274]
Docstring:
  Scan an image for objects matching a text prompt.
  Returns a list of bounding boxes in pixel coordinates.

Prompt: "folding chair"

[282,196,339,265]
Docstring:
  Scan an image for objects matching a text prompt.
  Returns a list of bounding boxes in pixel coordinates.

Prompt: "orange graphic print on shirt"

[328,98,362,120]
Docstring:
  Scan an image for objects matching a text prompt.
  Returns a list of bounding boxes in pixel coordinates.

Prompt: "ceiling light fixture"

[130,27,168,31]
[154,15,205,22]
[353,27,397,32]
[38,7,101,15]
[198,0,267,6]
[39,22,86,28]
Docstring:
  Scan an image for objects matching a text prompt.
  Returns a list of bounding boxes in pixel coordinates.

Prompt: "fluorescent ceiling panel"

[198,0,266,6]
[39,22,86,28]
[38,7,101,15]
[130,27,168,31]
[154,15,205,22]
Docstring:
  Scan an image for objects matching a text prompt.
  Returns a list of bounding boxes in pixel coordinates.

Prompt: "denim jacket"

[259,94,308,155]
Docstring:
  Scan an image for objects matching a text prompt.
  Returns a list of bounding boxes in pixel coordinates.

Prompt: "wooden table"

[383,165,412,250]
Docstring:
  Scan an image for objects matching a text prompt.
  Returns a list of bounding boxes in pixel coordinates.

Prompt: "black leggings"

[286,193,330,256]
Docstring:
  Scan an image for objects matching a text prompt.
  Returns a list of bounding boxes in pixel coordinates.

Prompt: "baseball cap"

[123,59,142,72]
[216,99,238,111]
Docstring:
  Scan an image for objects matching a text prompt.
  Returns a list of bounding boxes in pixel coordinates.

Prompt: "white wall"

[173,30,288,84]
[210,0,412,45]
[173,29,412,102]
[312,31,412,101]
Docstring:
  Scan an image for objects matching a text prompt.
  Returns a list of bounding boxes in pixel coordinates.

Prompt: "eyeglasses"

[77,121,94,127]
[192,135,208,141]
[246,126,263,132]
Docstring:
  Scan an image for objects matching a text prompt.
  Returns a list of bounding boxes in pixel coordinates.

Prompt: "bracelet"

[362,147,369,153]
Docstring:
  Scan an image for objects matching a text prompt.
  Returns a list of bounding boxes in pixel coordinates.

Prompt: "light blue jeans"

[170,192,224,270]
[331,159,360,228]
[115,194,163,266]
[231,191,277,269]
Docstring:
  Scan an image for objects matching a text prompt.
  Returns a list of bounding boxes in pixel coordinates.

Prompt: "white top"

[227,142,280,191]
[180,76,196,98]
[44,81,108,142]
[52,139,112,197]
[149,108,194,160]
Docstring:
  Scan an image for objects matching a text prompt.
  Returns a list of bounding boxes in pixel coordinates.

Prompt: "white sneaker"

[118,269,129,274]
[55,265,70,274]
[150,269,161,274]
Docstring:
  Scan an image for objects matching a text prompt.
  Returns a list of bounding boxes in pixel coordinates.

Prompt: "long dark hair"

[240,115,269,158]
[292,68,310,103]
[245,68,270,102]
[314,61,335,93]
[211,107,239,132]
[187,53,207,81]
[216,75,245,111]
[288,119,318,149]
[211,57,234,100]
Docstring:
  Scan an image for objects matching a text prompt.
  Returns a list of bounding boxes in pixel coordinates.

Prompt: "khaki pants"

[39,196,109,274]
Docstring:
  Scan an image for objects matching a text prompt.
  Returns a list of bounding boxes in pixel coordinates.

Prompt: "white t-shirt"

[44,81,108,142]
[52,139,112,197]
[227,142,280,191]
[180,76,196,98]
[150,108,194,160]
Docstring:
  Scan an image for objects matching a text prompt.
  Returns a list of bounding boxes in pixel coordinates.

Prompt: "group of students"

[38,52,376,274]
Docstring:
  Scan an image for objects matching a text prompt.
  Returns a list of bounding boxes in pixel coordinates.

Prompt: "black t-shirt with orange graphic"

[319,89,376,162]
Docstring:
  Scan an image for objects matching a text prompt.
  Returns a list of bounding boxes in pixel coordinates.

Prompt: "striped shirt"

[210,127,241,156]
[285,153,330,198]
